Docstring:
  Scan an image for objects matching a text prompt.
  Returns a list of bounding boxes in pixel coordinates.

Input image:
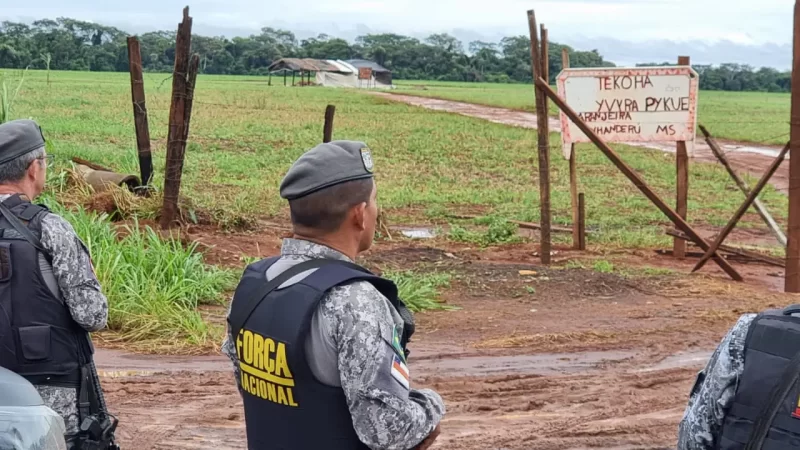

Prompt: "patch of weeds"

[592,260,615,273]
[383,270,456,312]
[524,286,536,295]
[448,216,520,247]
[45,201,236,348]
[639,267,676,276]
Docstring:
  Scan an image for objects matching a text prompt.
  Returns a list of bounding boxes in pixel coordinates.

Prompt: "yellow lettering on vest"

[259,380,268,400]
[241,372,249,395]
[287,388,298,407]
[264,338,276,374]
[249,373,258,392]
[253,333,264,370]
[277,386,289,406]
[236,330,243,360]
[267,381,277,403]
[275,343,292,378]
[243,331,254,365]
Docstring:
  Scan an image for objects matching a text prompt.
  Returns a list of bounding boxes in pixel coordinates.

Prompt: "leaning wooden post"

[535,76,742,281]
[787,0,800,292]
[700,124,787,247]
[693,142,790,273]
[160,7,193,230]
[323,105,336,143]
[126,36,153,190]
[673,55,691,259]
[528,10,552,265]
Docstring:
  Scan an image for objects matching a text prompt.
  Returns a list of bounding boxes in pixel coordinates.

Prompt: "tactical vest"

[718,305,800,449]
[0,195,86,387]
[228,256,415,450]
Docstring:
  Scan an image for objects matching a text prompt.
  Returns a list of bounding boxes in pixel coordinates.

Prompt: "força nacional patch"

[390,353,410,390]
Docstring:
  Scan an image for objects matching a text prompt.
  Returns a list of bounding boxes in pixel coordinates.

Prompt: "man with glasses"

[0,119,109,448]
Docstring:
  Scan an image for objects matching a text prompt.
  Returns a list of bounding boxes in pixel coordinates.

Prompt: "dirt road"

[374,93,789,192]
[95,238,790,449]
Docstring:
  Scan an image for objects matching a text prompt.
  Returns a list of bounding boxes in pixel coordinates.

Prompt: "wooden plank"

[71,157,113,173]
[692,142,790,272]
[126,36,153,188]
[700,125,787,247]
[323,105,336,143]
[534,76,742,281]
[667,229,785,268]
[160,7,192,229]
[673,55,690,259]
[444,214,581,234]
[528,11,551,265]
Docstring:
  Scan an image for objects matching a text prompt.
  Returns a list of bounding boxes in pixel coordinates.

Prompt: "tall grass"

[40,196,235,349]
[384,270,455,312]
[0,69,27,124]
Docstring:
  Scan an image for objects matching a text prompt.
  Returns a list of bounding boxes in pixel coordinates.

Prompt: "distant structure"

[267,58,393,89]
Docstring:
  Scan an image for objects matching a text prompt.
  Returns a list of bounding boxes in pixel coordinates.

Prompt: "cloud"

[0,0,793,68]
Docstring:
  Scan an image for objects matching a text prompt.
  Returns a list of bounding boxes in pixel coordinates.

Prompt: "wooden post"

[126,36,153,188]
[292,71,296,86]
[323,105,336,143]
[160,7,192,230]
[183,54,200,143]
[693,142,790,272]
[578,193,586,250]
[269,73,272,86]
[673,55,691,259]
[788,0,800,292]
[700,125,787,247]
[562,48,580,249]
[284,71,287,86]
[535,76,742,281]
[528,10,551,265]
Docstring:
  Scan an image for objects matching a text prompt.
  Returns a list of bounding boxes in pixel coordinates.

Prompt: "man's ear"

[26,160,39,180]
[351,202,368,231]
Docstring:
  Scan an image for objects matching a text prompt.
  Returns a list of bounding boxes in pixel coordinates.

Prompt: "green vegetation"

[448,217,521,247]
[394,80,790,145]
[40,193,235,349]
[384,270,454,312]
[8,69,786,251]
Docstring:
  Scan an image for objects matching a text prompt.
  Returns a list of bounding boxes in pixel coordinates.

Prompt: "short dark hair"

[288,178,374,233]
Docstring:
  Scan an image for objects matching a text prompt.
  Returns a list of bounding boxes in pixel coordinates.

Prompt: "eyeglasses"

[37,154,54,168]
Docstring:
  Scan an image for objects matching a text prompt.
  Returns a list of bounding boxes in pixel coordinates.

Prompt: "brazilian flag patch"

[392,327,406,363]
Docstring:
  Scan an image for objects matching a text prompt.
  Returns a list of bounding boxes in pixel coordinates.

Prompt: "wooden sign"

[557,66,699,159]
[358,67,373,80]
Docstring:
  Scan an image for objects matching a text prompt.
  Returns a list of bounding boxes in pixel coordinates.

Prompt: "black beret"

[280,140,374,200]
[0,119,46,165]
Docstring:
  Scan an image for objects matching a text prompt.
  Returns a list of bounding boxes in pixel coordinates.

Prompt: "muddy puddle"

[415,350,637,377]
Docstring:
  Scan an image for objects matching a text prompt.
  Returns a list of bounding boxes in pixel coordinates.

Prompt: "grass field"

[1,68,790,347]
[393,80,791,145]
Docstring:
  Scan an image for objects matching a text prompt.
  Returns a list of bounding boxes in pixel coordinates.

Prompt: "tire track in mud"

[372,92,789,192]
[95,348,707,449]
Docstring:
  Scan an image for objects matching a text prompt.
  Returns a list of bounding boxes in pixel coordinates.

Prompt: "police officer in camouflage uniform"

[0,120,109,448]
[678,305,800,449]
[223,140,445,450]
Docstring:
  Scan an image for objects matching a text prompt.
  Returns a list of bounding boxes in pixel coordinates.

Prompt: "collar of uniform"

[280,238,354,263]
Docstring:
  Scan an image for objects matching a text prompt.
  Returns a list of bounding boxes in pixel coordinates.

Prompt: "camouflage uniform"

[0,194,109,439]
[223,238,446,450]
[677,313,756,450]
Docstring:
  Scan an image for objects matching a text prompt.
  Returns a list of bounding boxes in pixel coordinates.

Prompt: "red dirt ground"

[96,227,791,449]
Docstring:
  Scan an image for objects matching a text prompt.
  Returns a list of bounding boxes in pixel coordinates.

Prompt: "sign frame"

[556,66,699,158]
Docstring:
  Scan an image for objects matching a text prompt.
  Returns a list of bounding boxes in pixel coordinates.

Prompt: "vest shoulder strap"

[0,197,49,257]
[228,258,341,336]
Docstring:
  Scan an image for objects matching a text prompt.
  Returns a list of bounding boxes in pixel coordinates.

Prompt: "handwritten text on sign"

[556,67,698,159]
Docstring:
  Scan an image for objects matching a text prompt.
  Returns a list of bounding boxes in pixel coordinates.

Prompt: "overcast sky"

[1,0,793,68]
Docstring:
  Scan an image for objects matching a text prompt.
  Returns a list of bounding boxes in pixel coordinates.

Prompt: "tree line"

[0,17,791,92]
